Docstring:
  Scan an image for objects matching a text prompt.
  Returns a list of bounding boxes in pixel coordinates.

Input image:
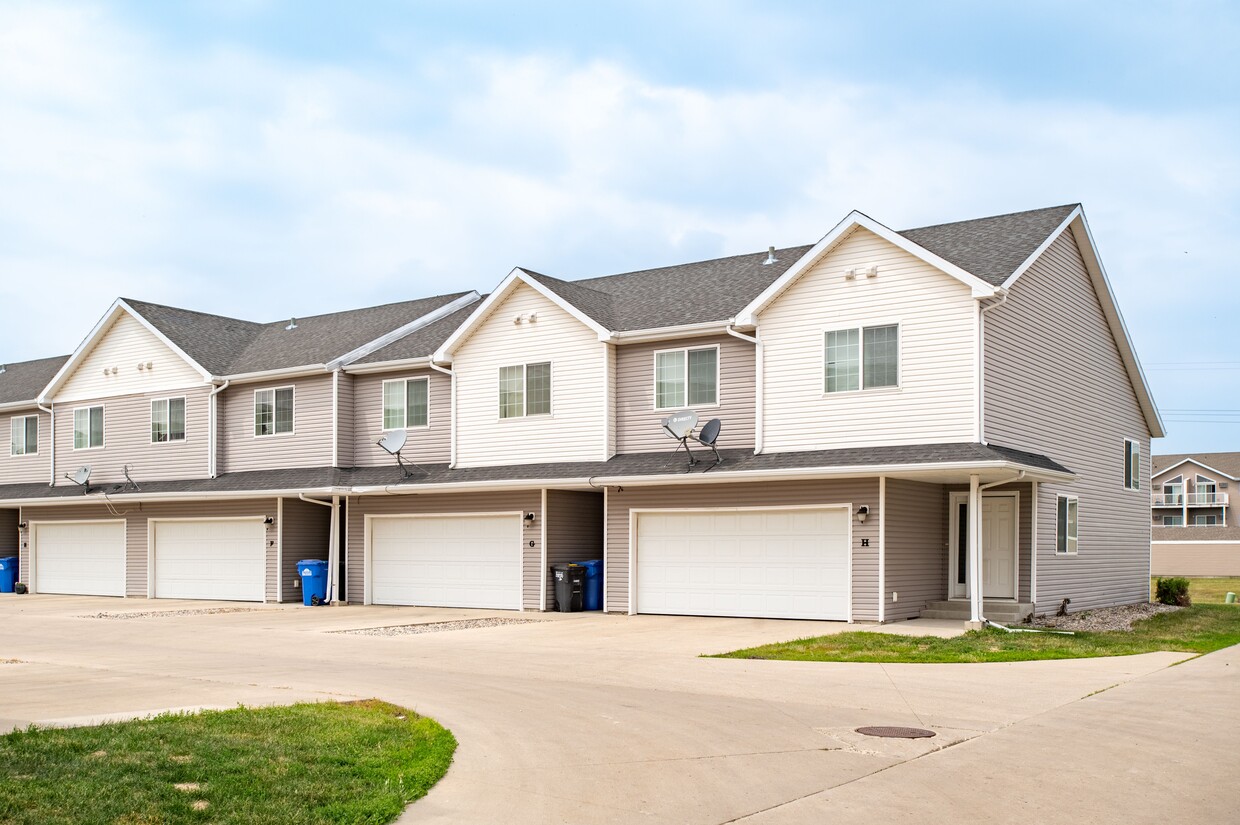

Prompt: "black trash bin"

[552,563,585,613]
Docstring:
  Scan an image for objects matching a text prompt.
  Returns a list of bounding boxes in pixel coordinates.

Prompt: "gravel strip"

[1032,602,1181,632]
[82,608,263,620]
[336,617,545,636]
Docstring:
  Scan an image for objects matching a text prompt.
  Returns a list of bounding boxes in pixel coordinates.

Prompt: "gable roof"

[0,354,71,408]
[1153,453,1240,482]
[351,302,486,367]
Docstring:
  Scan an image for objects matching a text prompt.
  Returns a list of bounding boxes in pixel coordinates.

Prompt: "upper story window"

[499,362,551,419]
[1196,475,1218,504]
[254,387,294,437]
[1056,495,1078,554]
[73,406,104,450]
[151,397,186,443]
[1162,476,1183,504]
[1123,439,1140,490]
[1162,514,1183,526]
[825,324,899,393]
[10,415,38,456]
[1194,514,1220,526]
[654,346,718,409]
[383,378,429,429]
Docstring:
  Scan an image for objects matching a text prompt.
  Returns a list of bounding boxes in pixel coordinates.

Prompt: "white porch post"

[968,474,983,627]
[329,495,340,604]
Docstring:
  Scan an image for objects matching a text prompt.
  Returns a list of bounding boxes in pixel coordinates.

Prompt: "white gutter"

[977,288,1009,443]
[429,361,456,468]
[609,320,739,344]
[207,380,230,478]
[0,400,42,414]
[725,324,762,452]
[217,365,328,384]
[341,357,432,375]
[36,400,54,486]
[10,486,348,507]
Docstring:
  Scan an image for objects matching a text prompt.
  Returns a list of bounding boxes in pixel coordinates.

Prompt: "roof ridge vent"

[763,246,777,265]
[285,317,298,331]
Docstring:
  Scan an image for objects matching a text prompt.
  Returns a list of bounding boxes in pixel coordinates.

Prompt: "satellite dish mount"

[377,430,424,478]
[660,410,723,472]
[65,465,93,494]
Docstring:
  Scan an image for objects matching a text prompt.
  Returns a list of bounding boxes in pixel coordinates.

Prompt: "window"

[1162,515,1183,526]
[10,415,38,456]
[382,378,429,429]
[1056,495,1078,554]
[1196,475,1218,505]
[150,397,186,443]
[1123,439,1140,490]
[1194,514,1220,526]
[73,406,104,449]
[499,362,551,419]
[1162,477,1183,505]
[654,347,718,409]
[825,324,898,393]
[254,387,294,436]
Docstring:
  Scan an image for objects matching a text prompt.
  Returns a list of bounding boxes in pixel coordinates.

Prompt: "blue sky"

[1,1,1236,452]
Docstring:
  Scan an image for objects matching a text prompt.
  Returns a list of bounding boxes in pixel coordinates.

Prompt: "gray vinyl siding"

[19,498,279,599]
[350,369,451,468]
[219,375,334,473]
[278,496,332,602]
[545,490,604,610]
[614,334,756,454]
[345,490,542,609]
[1,408,52,485]
[335,372,355,468]
[604,479,880,620]
[0,508,17,555]
[51,387,211,486]
[882,480,946,621]
[984,231,1152,613]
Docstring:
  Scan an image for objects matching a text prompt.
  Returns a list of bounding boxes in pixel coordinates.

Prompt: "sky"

[0,0,1236,453]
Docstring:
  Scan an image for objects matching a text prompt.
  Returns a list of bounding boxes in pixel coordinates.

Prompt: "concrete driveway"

[1,596,1236,824]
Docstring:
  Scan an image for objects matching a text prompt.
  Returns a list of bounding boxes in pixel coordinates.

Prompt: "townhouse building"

[0,203,1163,624]
[1151,453,1239,576]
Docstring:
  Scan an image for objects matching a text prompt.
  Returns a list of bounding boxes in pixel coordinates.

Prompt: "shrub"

[1155,577,1192,606]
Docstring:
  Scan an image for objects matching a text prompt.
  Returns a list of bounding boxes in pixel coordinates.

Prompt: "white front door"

[32,521,126,596]
[950,493,1019,600]
[152,519,267,602]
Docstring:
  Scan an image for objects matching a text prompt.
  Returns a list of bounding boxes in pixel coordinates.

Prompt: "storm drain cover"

[855,726,936,739]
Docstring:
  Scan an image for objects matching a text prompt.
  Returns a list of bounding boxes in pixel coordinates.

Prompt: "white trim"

[652,343,721,410]
[609,321,736,344]
[1055,494,1079,555]
[276,497,284,603]
[147,515,269,602]
[497,361,553,420]
[149,395,187,445]
[434,268,611,361]
[343,357,432,375]
[754,328,765,454]
[948,490,1020,600]
[28,518,127,597]
[217,365,327,385]
[326,291,481,370]
[602,485,609,612]
[8,413,40,457]
[331,371,339,467]
[253,385,295,438]
[1152,457,1239,483]
[877,476,886,622]
[71,403,105,450]
[1123,437,1141,491]
[602,343,612,460]
[1002,207,1081,288]
[380,376,431,431]
[1030,481,1039,606]
[539,488,548,611]
[822,322,900,394]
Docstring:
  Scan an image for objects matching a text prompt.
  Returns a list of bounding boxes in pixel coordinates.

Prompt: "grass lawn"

[714,605,1240,664]
[1151,577,1240,604]
[0,699,456,825]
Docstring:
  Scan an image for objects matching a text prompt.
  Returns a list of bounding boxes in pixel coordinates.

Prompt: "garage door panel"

[154,520,265,602]
[370,515,519,609]
[637,508,849,620]
[34,522,126,597]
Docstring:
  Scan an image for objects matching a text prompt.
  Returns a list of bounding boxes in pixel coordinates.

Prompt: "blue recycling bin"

[297,559,328,606]
[0,556,17,593]
[576,559,603,611]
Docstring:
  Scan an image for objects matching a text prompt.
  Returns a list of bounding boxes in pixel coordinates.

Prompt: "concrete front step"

[920,601,1035,622]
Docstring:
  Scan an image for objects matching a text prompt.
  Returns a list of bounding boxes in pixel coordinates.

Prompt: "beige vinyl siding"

[219,375,334,473]
[883,480,946,621]
[1151,542,1240,577]
[759,227,978,452]
[984,231,1152,613]
[453,284,606,467]
[278,496,332,602]
[614,334,755,454]
[19,498,278,599]
[545,490,604,609]
[335,372,355,468]
[607,344,617,457]
[52,386,211,486]
[57,312,204,404]
[346,490,542,609]
[604,479,880,620]
[1,408,52,485]
[351,369,451,467]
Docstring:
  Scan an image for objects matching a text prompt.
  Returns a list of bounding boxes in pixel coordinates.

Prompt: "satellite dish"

[378,429,407,455]
[64,465,93,493]
[661,409,698,439]
[697,418,721,447]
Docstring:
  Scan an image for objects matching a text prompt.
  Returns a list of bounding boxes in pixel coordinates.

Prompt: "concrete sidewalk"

[0,595,1232,824]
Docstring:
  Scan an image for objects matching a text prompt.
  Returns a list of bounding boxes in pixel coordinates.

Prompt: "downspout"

[37,400,54,486]
[208,380,230,479]
[298,493,339,604]
[977,289,1008,443]
[429,361,455,468]
[726,324,761,453]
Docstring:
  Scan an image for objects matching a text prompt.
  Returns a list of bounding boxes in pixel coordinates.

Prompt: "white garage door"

[33,521,126,597]
[369,514,520,609]
[636,508,850,620]
[153,519,266,602]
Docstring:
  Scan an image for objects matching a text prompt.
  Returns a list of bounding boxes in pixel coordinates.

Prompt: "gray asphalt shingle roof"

[1153,452,1240,481]
[0,355,70,405]
[354,303,482,365]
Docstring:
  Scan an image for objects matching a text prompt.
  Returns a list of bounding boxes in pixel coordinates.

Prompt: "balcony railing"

[1151,492,1228,507]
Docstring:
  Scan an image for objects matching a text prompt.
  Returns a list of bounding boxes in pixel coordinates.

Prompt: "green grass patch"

[1151,577,1240,604]
[714,605,1240,664]
[0,699,456,825]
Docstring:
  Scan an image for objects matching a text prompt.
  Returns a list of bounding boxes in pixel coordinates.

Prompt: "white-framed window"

[824,324,899,393]
[1162,515,1183,526]
[1194,514,1220,526]
[1196,475,1218,505]
[382,378,429,430]
[254,387,294,437]
[1056,495,1078,554]
[1123,439,1140,490]
[73,406,104,450]
[654,346,718,409]
[499,362,551,419]
[9,415,38,456]
[150,397,186,443]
